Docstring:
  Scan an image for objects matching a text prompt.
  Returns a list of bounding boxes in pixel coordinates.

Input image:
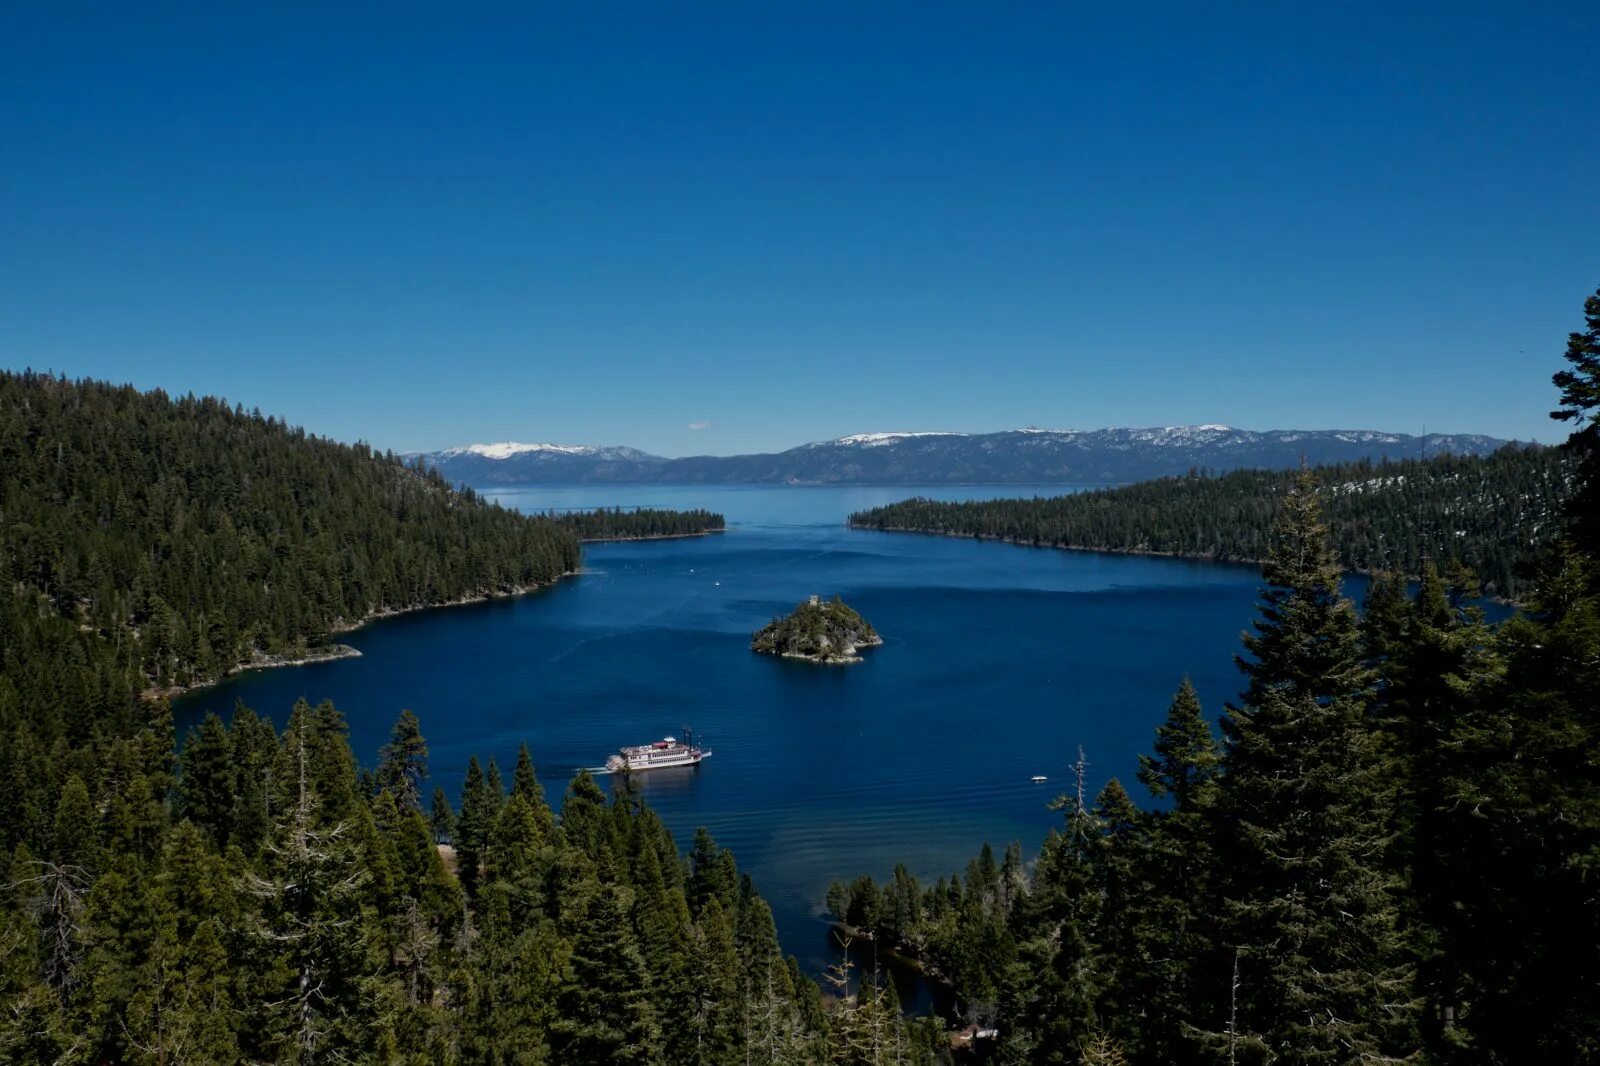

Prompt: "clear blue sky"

[3,4,1595,455]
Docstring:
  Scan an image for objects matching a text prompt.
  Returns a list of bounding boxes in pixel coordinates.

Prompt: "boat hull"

[606,749,711,773]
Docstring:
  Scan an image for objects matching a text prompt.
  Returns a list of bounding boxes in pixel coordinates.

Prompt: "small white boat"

[1031,775,1048,783]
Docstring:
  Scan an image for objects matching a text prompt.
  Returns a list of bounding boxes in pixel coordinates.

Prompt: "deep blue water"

[174,485,1281,982]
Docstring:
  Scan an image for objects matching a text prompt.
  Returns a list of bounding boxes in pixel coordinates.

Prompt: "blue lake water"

[174,484,1283,980]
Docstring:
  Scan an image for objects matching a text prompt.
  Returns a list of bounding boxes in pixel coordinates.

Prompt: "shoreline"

[578,529,725,544]
[327,573,577,633]
[847,523,1257,566]
[847,523,1523,604]
[149,571,577,701]
[144,644,363,700]
[760,633,884,666]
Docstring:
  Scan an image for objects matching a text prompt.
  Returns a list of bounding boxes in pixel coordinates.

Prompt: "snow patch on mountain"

[828,431,969,447]
[440,442,601,459]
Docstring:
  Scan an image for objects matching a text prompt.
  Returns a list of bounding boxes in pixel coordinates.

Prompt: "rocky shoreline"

[146,572,576,700]
[775,632,884,664]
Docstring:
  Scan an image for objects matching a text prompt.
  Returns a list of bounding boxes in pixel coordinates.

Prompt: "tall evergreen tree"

[177,712,235,847]
[1128,679,1225,1065]
[551,883,658,1064]
[455,756,493,901]
[512,742,556,839]
[1210,471,1417,1063]
[51,774,102,880]
[241,715,378,1062]
[1430,285,1600,1062]
[1550,283,1600,551]
[1001,751,1102,1064]
[1136,676,1220,809]
[375,709,428,812]
[428,786,454,845]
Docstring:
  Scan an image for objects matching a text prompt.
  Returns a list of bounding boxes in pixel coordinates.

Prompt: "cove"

[173,484,1283,987]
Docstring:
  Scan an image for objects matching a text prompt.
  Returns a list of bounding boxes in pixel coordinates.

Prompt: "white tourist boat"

[605,729,711,773]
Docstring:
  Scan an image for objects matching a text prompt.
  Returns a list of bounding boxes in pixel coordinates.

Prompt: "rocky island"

[751,595,883,664]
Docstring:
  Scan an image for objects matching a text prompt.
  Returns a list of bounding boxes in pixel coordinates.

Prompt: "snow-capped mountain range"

[411,426,1518,486]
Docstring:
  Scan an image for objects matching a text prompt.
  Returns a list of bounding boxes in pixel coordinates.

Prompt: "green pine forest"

[551,508,727,542]
[0,283,1598,1064]
[848,444,1569,600]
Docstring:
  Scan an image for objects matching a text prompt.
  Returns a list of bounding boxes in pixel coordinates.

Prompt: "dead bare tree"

[4,861,89,993]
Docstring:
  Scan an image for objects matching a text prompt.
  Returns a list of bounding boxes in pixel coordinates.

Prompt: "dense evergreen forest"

[0,371,584,693]
[826,286,1600,1064]
[0,696,947,1062]
[552,507,726,542]
[849,444,1568,599]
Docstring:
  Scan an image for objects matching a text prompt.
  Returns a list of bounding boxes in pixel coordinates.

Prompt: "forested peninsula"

[849,444,1568,599]
[552,506,726,541]
[0,371,584,693]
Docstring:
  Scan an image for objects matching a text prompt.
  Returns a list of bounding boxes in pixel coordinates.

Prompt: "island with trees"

[751,594,883,663]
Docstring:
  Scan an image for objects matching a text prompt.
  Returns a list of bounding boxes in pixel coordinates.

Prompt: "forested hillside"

[0,371,583,693]
[850,444,1568,599]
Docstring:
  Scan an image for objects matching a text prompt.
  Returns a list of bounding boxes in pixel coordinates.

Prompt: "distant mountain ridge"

[412,426,1518,486]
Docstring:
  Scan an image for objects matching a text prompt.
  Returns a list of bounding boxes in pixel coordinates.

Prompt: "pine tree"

[630,837,697,1065]
[241,714,378,1062]
[687,827,738,918]
[1211,472,1417,1062]
[391,807,462,933]
[51,774,101,879]
[1431,291,1600,1061]
[512,741,556,838]
[375,709,428,812]
[455,756,493,901]
[227,704,277,857]
[1550,283,1600,551]
[552,883,658,1064]
[484,793,546,925]
[1125,680,1226,1064]
[688,895,741,1064]
[559,770,614,867]
[1136,676,1220,809]
[1089,779,1144,1055]
[178,712,236,847]
[1003,749,1101,1064]
[485,759,506,814]
[0,844,42,1005]
[428,786,454,845]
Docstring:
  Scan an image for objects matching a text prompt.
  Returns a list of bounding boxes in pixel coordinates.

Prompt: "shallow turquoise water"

[174,484,1276,979]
